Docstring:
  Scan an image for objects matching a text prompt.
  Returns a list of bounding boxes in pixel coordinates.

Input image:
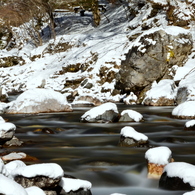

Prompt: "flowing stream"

[2,103,195,195]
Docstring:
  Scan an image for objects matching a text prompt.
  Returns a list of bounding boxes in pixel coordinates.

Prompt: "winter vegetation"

[1,0,195,194]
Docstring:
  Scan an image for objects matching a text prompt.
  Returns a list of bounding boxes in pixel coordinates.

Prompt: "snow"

[0,122,16,132]
[163,162,195,187]
[172,101,195,117]
[60,177,92,193]
[12,163,64,179]
[81,102,118,121]
[185,120,195,128]
[145,146,172,165]
[120,110,143,122]
[0,174,27,195]
[5,160,26,175]
[120,126,148,141]
[143,79,176,103]
[2,152,26,161]
[183,191,195,195]
[25,186,45,195]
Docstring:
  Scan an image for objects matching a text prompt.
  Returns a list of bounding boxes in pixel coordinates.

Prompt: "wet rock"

[159,162,195,190]
[119,109,143,122]
[119,126,148,147]
[4,136,23,147]
[6,88,72,114]
[81,102,119,123]
[145,146,173,179]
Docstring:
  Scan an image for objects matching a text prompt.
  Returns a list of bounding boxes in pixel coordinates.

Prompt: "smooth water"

[2,103,195,195]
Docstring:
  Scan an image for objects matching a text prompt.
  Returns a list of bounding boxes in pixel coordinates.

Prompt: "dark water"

[2,103,195,195]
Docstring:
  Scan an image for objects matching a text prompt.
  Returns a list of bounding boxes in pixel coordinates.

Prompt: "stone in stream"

[184,120,195,131]
[119,126,149,147]
[0,117,16,146]
[159,162,195,190]
[145,146,174,179]
[119,109,143,122]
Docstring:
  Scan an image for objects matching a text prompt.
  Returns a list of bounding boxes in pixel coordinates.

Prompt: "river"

[2,103,195,195]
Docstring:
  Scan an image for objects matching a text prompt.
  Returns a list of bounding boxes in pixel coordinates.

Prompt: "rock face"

[6,89,72,114]
[115,27,192,96]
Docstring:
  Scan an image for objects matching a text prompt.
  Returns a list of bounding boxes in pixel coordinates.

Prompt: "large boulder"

[115,27,192,96]
[80,102,119,123]
[6,88,72,114]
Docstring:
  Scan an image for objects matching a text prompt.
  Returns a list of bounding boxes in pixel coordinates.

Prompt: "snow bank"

[60,177,92,193]
[120,126,148,141]
[163,162,195,187]
[145,146,172,165]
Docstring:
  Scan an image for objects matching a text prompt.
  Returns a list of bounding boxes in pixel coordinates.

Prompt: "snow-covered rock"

[143,79,177,106]
[80,102,119,123]
[12,163,64,190]
[172,101,195,119]
[119,126,148,147]
[6,88,72,114]
[60,177,92,194]
[145,146,173,179]
[183,191,195,195]
[159,162,195,190]
[5,160,26,176]
[0,174,27,195]
[184,120,195,130]
[119,109,143,122]
[123,92,137,105]
[0,120,16,145]
[2,152,27,161]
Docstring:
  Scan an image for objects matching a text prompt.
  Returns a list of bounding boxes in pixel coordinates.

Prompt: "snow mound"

[172,101,195,119]
[7,88,72,114]
[0,174,27,195]
[163,162,195,187]
[12,163,64,179]
[145,146,172,165]
[120,126,148,141]
[60,177,92,193]
[119,110,143,122]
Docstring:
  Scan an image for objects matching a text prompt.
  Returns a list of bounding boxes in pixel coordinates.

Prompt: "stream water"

[2,103,195,195]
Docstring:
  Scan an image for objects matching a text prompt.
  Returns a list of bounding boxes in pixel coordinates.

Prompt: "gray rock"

[115,28,193,97]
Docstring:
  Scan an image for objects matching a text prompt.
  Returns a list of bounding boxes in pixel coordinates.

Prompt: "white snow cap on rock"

[120,126,148,141]
[12,163,64,179]
[172,101,195,118]
[5,160,26,175]
[81,102,118,121]
[163,162,195,187]
[185,120,195,128]
[0,174,27,195]
[145,146,172,165]
[60,177,92,193]
[120,110,143,122]
[0,122,16,134]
